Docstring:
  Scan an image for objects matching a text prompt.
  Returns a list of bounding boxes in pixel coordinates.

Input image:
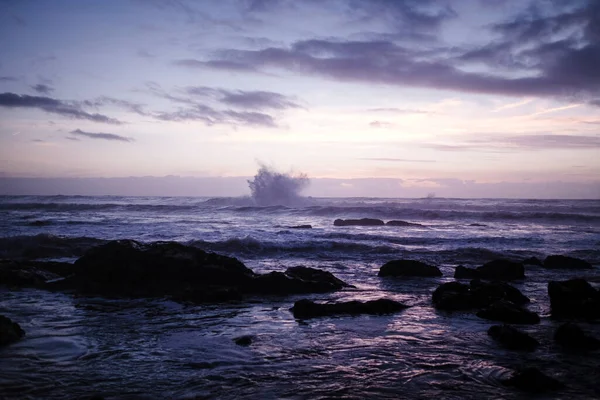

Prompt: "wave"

[0,234,105,260]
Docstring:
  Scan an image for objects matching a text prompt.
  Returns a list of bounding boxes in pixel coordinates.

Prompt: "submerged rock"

[554,322,600,351]
[476,300,540,324]
[454,259,525,281]
[378,260,442,278]
[502,367,564,393]
[488,324,539,351]
[432,280,529,311]
[548,279,600,320]
[333,218,384,226]
[0,315,25,347]
[290,298,408,319]
[544,255,592,270]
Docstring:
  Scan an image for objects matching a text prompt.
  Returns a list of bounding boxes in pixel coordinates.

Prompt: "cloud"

[187,1,599,103]
[368,107,435,114]
[31,84,54,94]
[424,133,600,152]
[69,129,133,142]
[0,92,123,124]
[360,157,436,163]
[86,96,148,116]
[0,76,18,82]
[185,86,300,110]
[369,121,394,128]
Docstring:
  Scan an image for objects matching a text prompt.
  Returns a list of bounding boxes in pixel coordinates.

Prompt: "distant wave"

[0,233,105,259]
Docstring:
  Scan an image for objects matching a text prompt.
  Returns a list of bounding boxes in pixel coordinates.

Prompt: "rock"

[548,279,600,320]
[333,218,384,226]
[477,259,525,280]
[454,265,478,279]
[248,266,351,295]
[544,255,592,270]
[522,257,543,266]
[385,220,421,227]
[502,367,564,393]
[68,240,255,297]
[470,280,530,307]
[432,281,472,311]
[476,300,540,324]
[487,324,539,351]
[453,260,525,281]
[290,225,312,229]
[285,266,351,289]
[378,260,442,277]
[554,322,600,351]
[431,280,529,311]
[234,335,253,346]
[290,298,408,319]
[0,315,25,347]
[0,259,65,287]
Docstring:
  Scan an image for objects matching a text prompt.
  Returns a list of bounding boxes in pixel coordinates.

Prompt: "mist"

[247,165,310,206]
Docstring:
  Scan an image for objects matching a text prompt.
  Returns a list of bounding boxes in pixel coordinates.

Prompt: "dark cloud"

[185,86,300,110]
[69,129,133,142]
[360,157,436,163]
[189,1,599,103]
[0,92,123,124]
[31,139,44,143]
[0,76,17,82]
[137,49,155,58]
[31,84,53,94]
[86,96,148,116]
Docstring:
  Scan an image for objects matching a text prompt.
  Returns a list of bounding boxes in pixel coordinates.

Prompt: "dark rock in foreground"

[502,367,564,393]
[385,220,422,227]
[454,259,525,281]
[432,280,529,311]
[291,298,408,319]
[44,240,351,301]
[488,324,539,351]
[476,300,540,324]
[544,255,592,270]
[522,256,543,266]
[0,315,25,347]
[378,260,442,278]
[548,279,600,320]
[554,322,600,351]
[333,218,384,226]
[0,259,73,288]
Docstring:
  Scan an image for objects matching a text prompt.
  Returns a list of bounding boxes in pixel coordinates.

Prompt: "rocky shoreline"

[1,239,599,395]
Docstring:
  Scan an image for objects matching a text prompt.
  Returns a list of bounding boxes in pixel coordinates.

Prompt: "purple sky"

[0,0,599,198]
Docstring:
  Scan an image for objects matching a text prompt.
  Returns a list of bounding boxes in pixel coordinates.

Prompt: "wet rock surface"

[554,322,600,351]
[333,218,385,226]
[501,367,564,393]
[432,280,529,311]
[476,300,540,324]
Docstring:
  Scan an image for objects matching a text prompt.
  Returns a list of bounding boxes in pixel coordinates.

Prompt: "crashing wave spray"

[247,164,309,206]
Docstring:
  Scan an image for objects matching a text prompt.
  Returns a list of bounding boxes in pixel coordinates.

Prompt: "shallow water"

[1,196,599,399]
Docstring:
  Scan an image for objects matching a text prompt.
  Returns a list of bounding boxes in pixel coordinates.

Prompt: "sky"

[0,0,599,198]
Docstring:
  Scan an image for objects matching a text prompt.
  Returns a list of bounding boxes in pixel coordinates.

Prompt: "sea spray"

[247,164,309,206]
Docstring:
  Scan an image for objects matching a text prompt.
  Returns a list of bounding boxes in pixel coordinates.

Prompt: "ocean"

[1,195,599,399]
